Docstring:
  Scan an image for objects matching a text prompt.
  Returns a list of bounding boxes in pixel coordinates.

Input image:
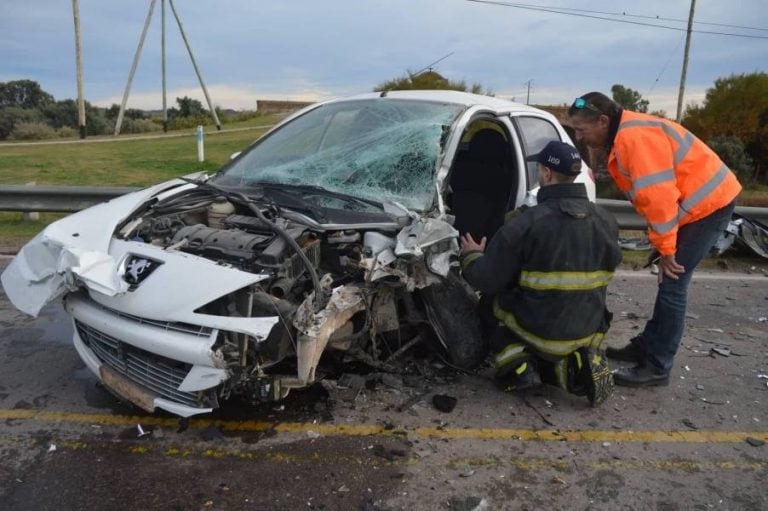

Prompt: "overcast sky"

[2,1,766,115]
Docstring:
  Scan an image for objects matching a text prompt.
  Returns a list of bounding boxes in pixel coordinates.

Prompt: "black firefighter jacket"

[460,183,622,356]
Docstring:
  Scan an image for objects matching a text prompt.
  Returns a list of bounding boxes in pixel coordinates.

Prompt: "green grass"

[0,115,284,244]
[0,115,283,187]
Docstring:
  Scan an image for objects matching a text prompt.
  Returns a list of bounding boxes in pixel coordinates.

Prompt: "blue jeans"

[639,201,736,372]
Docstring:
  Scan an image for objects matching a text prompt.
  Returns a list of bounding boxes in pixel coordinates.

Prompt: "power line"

[506,2,768,32]
[465,0,768,39]
[645,33,685,97]
[412,52,455,76]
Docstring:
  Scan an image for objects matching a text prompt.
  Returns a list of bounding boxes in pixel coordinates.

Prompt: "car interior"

[448,123,517,242]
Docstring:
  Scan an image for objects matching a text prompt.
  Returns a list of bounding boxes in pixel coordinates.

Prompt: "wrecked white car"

[2,91,594,417]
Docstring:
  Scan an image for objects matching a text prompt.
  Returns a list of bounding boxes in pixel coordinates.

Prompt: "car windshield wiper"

[255,182,383,211]
[252,184,329,222]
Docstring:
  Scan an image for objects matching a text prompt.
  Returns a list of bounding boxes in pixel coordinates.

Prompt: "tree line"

[0,80,255,141]
[2,72,766,184]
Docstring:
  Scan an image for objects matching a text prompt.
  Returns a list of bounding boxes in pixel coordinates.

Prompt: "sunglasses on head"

[572,97,602,114]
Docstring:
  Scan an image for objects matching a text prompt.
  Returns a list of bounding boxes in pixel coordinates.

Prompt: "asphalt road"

[0,258,766,511]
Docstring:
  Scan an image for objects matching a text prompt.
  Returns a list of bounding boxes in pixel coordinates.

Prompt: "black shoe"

[606,337,645,363]
[613,365,670,387]
[570,348,614,406]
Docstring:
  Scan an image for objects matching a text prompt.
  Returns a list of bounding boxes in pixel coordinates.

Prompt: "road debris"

[47,444,56,453]
[618,237,651,250]
[682,419,698,430]
[306,430,321,439]
[745,437,765,447]
[710,347,731,357]
[432,394,457,413]
[136,424,151,438]
[372,444,407,461]
[449,496,488,511]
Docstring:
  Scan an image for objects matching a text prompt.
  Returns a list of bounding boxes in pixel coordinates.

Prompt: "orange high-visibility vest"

[607,110,742,256]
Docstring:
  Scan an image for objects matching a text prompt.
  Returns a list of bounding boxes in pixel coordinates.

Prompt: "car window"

[515,116,562,189]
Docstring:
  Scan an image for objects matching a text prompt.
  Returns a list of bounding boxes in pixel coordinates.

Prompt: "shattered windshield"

[214,99,465,211]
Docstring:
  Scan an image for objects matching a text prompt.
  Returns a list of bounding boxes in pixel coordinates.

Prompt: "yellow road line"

[1,435,765,472]
[2,409,766,444]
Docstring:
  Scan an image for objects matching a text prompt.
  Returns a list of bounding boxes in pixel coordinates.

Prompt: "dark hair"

[567,91,621,120]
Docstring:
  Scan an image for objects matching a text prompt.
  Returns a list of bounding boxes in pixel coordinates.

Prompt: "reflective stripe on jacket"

[608,110,742,256]
[460,183,622,349]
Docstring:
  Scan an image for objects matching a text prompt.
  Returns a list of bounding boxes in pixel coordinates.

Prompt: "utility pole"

[161,0,168,132]
[114,0,220,135]
[115,0,157,136]
[168,0,221,130]
[72,0,86,139]
[524,79,533,104]
[676,0,696,122]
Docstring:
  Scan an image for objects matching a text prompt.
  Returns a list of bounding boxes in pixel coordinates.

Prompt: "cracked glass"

[215,99,465,211]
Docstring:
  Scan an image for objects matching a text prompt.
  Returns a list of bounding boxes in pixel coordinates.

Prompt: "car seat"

[449,128,515,241]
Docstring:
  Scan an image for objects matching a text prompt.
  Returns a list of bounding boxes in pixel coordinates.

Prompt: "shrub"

[0,107,46,140]
[57,126,77,138]
[9,121,57,140]
[121,118,162,134]
[708,135,755,184]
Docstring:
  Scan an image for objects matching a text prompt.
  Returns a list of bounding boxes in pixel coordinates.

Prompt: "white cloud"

[3,0,767,113]
[93,83,336,111]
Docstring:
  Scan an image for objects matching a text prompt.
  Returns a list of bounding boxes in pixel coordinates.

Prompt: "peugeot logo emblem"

[123,255,162,290]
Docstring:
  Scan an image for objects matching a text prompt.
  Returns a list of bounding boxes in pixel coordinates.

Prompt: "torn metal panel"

[713,214,768,259]
[395,216,459,277]
[1,232,129,317]
[293,284,368,384]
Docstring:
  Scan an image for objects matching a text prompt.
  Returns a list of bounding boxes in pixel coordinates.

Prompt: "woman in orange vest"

[568,92,741,387]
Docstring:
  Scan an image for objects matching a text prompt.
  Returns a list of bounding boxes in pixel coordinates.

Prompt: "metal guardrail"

[0,184,140,213]
[1,184,767,229]
[597,198,768,229]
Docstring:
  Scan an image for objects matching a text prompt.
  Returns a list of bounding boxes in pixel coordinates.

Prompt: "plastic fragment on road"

[745,437,765,447]
[432,394,457,413]
[47,444,56,453]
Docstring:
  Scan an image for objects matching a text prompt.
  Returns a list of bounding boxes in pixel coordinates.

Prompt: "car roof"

[317,90,548,116]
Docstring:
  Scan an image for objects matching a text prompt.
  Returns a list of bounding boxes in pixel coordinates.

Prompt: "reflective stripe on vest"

[619,119,695,167]
[648,163,730,235]
[460,251,483,272]
[494,342,528,368]
[680,163,729,214]
[519,270,615,291]
[632,168,675,193]
[492,297,604,357]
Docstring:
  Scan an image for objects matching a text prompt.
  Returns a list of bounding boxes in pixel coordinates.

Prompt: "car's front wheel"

[419,272,487,370]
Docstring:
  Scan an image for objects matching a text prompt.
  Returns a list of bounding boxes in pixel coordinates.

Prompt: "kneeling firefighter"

[460,141,622,405]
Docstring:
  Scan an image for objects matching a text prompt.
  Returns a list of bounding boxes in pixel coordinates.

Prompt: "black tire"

[419,272,487,370]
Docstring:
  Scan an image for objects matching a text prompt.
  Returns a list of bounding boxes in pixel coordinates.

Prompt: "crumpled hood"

[1,177,200,316]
